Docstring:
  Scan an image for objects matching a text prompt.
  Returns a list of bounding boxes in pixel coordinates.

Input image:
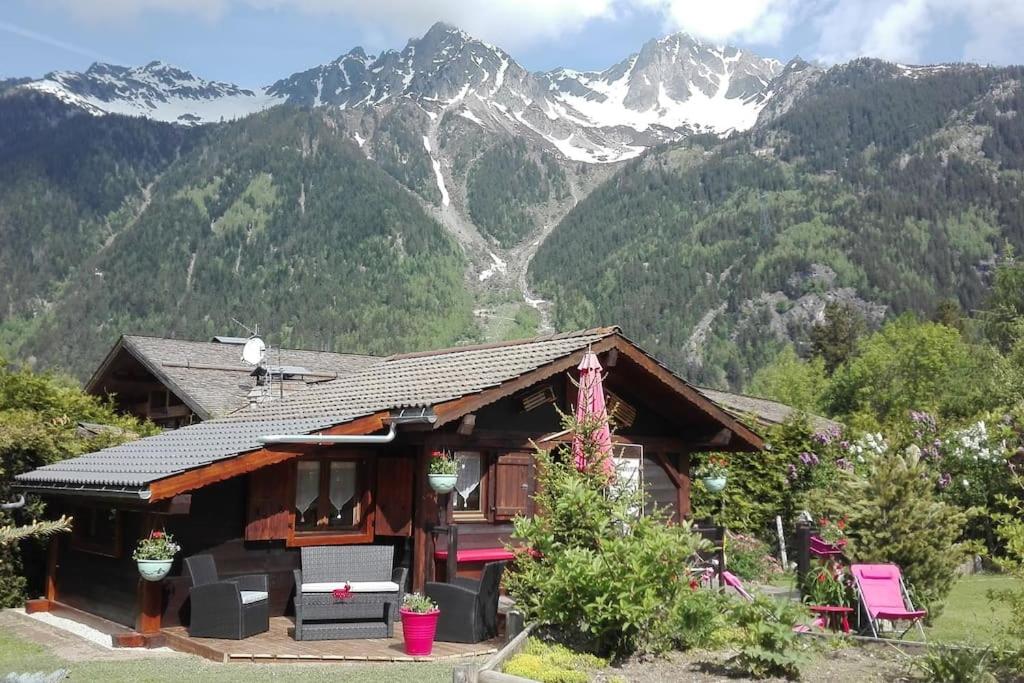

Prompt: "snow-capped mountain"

[21,61,279,124]
[11,23,790,161]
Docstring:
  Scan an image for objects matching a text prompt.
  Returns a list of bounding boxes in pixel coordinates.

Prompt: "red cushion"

[433,548,516,562]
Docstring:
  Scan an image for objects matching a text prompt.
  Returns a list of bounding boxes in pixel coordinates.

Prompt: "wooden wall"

[53,509,143,627]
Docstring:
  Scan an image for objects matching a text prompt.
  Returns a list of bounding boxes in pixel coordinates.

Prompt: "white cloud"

[635,0,801,45]
[811,0,1024,65]
[36,0,1024,65]
[42,0,617,49]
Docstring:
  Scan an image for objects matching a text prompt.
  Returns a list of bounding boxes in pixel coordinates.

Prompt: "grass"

[926,574,1017,645]
[764,571,1018,645]
[0,628,457,682]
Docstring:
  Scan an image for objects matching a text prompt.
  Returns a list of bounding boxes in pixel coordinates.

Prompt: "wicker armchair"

[293,545,408,641]
[425,561,505,643]
[184,554,269,640]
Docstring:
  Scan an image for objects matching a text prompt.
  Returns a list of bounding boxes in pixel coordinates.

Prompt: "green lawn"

[926,574,1018,645]
[0,629,457,682]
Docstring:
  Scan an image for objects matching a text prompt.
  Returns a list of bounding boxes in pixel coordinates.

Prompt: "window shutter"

[245,461,294,541]
[493,452,533,521]
[374,456,414,537]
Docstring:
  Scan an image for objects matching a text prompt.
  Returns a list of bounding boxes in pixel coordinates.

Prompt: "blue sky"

[3,1,1023,84]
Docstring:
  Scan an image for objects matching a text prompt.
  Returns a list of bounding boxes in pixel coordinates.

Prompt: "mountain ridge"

[14,22,789,162]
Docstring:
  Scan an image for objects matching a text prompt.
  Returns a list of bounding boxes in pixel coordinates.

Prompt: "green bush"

[728,596,810,680]
[0,359,157,606]
[911,645,997,683]
[505,412,708,658]
[662,587,736,651]
[727,532,782,582]
[841,447,969,620]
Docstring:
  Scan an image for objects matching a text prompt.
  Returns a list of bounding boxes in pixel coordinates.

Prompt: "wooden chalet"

[15,326,764,646]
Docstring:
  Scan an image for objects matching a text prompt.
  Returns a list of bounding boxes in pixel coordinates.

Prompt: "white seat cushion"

[301,581,400,593]
[239,590,268,604]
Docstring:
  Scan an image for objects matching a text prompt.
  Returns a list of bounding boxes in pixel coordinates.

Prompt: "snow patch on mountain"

[13,23,787,160]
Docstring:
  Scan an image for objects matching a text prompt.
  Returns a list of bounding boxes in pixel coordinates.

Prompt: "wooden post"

[446,522,459,583]
[137,580,162,635]
[135,513,162,635]
[795,521,811,596]
[678,452,692,519]
[44,535,59,602]
[412,445,438,592]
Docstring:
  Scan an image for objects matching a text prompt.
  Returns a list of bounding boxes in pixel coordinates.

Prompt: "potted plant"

[696,454,729,492]
[428,449,458,494]
[400,592,440,656]
[812,516,848,551]
[132,529,180,582]
[802,559,854,632]
[802,559,852,607]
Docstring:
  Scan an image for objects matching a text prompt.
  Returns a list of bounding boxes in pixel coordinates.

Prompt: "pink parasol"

[571,351,614,473]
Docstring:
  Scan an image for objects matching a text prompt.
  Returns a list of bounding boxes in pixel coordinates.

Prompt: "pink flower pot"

[400,608,440,656]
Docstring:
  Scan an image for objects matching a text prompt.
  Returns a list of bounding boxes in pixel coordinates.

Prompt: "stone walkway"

[1,610,180,663]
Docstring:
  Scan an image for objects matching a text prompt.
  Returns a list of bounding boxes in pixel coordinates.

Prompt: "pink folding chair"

[850,563,927,639]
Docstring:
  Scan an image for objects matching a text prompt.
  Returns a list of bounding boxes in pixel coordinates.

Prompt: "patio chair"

[851,563,927,639]
[184,554,269,639]
[425,561,505,643]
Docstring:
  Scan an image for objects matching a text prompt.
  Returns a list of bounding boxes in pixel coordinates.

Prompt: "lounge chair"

[850,563,927,639]
[425,561,505,643]
[184,554,270,639]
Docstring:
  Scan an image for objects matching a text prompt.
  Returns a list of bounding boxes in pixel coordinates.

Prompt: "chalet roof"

[17,328,619,492]
[88,335,383,420]
[697,388,840,432]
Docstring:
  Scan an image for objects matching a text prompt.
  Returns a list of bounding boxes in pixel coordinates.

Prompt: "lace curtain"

[295,461,320,523]
[328,461,358,521]
[454,451,481,508]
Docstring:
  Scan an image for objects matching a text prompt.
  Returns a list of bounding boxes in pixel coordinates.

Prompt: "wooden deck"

[161,616,501,663]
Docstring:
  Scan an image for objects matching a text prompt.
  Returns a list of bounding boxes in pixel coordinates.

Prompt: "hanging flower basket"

[428,474,457,494]
[132,530,180,582]
[428,449,458,494]
[136,559,174,582]
[696,454,729,492]
[702,476,727,492]
[400,594,440,656]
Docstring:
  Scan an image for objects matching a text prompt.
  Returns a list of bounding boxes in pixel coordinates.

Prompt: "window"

[453,451,488,520]
[70,506,121,557]
[290,455,374,545]
[295,458,364,531]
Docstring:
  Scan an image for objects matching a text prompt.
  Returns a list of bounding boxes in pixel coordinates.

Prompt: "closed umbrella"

[572,351,614,474]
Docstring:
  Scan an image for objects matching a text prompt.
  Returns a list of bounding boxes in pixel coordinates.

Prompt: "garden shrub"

[989,475,1024,674]
[661,587,735,651]
[911,645,998,683]
[840,447,968,620]
[727,531,782,582]
[505,412,708,658]
[503,639,606,683]
[0,359,156,606]
[728,596,810,680]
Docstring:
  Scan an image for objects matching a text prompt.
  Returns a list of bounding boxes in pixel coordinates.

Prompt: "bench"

[293,545,407,641]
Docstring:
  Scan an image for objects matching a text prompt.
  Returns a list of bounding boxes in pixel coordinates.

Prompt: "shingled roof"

[88,335,382,420]
[697,388,840,432]
[17,327,619,493]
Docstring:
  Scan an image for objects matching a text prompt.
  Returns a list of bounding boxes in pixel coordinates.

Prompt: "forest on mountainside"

[530,61,1024,389]
[0,105,475,377]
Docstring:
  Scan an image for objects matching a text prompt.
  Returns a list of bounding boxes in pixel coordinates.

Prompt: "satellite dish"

[241,337,266,366]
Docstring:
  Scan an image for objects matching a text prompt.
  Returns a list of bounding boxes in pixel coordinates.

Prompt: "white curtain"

[329,461,358,521]
[455,451,481,508]
[295,461,320,523]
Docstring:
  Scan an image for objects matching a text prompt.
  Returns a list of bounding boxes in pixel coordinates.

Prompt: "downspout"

[257,422,398,446]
